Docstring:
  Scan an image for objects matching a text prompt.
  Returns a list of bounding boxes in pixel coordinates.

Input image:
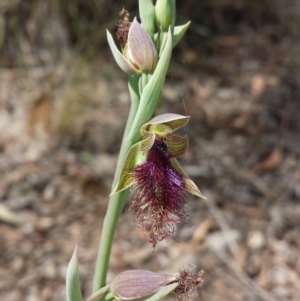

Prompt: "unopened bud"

[110,269,176,300]
[107,17,158,75]
[155,0,176,32]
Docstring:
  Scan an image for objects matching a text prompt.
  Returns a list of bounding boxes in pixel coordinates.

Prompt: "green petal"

[171,159,206,199]
[165,134,189,158]
[111,142,146,194]
[66,246,84,301]
[141,131,156,154]
[173,22,190,48]
[107,30,140,75]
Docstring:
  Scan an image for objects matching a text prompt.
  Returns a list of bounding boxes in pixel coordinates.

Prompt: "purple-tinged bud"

[107,12,158,75]
[110,269,176,300]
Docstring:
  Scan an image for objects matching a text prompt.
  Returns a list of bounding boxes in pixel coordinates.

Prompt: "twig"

[203,190,279,301]
[202,190,239,255]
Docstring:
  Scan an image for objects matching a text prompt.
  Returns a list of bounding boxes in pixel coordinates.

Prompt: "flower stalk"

[66,2,204,301]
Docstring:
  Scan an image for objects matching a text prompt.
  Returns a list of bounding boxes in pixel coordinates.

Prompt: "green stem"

[92,76,140,292]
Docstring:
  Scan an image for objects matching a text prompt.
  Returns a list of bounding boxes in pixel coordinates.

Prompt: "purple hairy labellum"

[131,142,188,248]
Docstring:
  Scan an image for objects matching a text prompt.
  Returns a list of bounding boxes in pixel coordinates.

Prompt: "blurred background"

[1,0,300,300]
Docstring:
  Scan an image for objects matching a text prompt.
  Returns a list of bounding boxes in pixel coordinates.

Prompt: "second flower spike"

[107,9,158,75]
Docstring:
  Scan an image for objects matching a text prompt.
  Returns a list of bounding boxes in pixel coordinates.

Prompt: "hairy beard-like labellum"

[131,142,189,248]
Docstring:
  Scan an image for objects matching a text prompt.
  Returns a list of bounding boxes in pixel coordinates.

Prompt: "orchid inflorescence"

[66,1,205,301]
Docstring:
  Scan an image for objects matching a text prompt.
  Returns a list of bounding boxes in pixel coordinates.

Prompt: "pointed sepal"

[111,142,147,194]
[107,30,140,75]
[171,159,206,199]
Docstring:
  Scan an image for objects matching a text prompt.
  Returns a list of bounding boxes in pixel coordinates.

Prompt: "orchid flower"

[112,113,205,248]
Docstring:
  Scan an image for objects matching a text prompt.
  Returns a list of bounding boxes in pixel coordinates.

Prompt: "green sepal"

[66,246,84,301]
[107,30,140,75]
[139,0,155,39]
[127,29,173,144]
[171,159,206,199]
[142,283,178,301]
[86,285,111,301]
[173,21,190,48]
[111,142,147,194]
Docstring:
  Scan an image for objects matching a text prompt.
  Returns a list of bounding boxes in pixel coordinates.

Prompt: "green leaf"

[66,246,84,301]
[173,21,190,48]
[139,0,155,38]
[142,283,178,301]
[128,28,173,145]
[111,141,146,194]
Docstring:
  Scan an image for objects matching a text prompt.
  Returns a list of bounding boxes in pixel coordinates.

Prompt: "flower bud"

[110,269,176,300]
[155,0,176,32]
[107,17,158,75]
